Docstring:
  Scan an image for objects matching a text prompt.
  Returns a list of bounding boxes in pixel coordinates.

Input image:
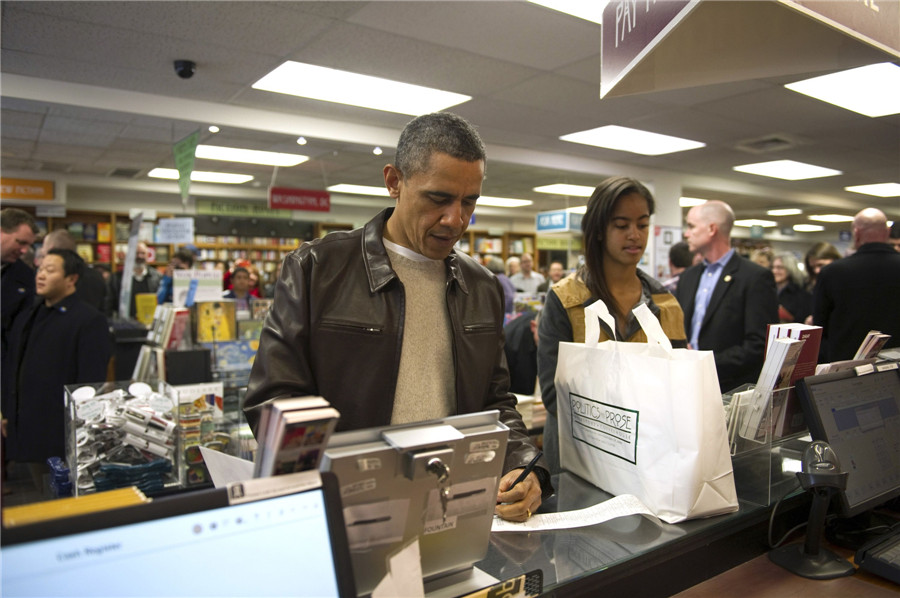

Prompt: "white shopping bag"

[555,301,738,523]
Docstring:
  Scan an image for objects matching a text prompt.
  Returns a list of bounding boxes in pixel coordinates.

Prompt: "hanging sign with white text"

[268,187,331,212]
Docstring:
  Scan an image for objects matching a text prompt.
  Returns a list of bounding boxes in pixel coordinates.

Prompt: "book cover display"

[195,300,236,343]
[252,397,339,478]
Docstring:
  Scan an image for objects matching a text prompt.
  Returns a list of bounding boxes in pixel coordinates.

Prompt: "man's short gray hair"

[395,112,486,179]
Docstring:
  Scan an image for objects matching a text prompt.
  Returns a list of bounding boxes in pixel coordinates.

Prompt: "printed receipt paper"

[492,494,658,532]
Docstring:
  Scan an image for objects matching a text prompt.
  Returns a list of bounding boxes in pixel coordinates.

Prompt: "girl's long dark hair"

[580,176,655,316]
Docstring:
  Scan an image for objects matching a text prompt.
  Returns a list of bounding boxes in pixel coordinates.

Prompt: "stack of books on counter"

[253,397,340,478]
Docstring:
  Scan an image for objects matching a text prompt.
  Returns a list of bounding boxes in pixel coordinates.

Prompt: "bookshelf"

[193,236,301,276]
[41,210,174,272]
[462,230,538,264]
[314,222,353,238]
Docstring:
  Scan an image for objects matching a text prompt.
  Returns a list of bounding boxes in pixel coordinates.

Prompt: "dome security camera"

[174,60,196,79]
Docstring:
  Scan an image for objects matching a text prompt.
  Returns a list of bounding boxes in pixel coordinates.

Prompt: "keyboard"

[856,529,900,585]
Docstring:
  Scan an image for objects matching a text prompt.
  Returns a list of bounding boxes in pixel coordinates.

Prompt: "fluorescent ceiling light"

[785,62,900,117]
[794,224,825,232]
[733,160,841,181]
[196,145,308,167]
[561,125,705,156]
[327,184,390,197]
[253,61,471,116]
[767,208,803,216]
[845,183,900,197]
[809,214,855,223]
[527,0,605,24]
[734,219,777,228]
[148,168,253,184]
[533,183,595,197]
[479,196,533,208]
[679,197,707,207]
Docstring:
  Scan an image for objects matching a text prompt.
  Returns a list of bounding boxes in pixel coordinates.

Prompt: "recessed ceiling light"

[560,125,705,155]
[526,0,605,24]
[148,168,253,184]
[793,224,826,232]
[252,61,471,116]
[809,214,855,223]
[373,147,383,156]
[734,219,777,228]
[296,136,308,146]
[767,208,803,216]
[533,184,595,197]
[478,196,533,208]
[326,184,390,197]
[679,197,708,207]
[785,62,900,118]
[208,125,219,133]
[733,160,841,180]
[844,183,900,197]
[196,145,308,167]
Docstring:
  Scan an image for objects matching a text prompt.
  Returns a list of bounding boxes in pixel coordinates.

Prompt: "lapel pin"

[724,275,732,283]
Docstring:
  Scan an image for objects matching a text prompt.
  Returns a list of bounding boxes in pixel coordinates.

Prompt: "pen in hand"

[507,450,542,492]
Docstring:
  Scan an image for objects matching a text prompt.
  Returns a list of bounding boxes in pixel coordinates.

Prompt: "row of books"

[74,243,110,264]
[194,235,301,247]
[508,237,535,254]
[196,248,289,262]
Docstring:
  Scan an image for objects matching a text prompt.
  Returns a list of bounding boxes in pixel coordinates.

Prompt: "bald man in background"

[676,200,778,392]
[813,208,900,362]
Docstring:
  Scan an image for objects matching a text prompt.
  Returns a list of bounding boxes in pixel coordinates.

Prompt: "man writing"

[244,113,549,521]
[676,200,778,392]
[814,208,900,361]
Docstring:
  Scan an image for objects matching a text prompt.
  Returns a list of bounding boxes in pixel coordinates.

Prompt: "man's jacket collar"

[362,208,469,295]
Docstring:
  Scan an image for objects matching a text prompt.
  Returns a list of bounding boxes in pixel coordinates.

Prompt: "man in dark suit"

[37,229,108,312]
[1,208,38,358]
[504,310,538,395]
[4,249,110,474]
[676,200,778,393]
[814,208,900,362]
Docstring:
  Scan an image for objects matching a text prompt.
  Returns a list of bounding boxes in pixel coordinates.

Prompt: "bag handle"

[583,300,673,352]
[584,300,618,347]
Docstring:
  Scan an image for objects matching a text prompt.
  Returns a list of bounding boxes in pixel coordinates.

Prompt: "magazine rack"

[724,384,806,507]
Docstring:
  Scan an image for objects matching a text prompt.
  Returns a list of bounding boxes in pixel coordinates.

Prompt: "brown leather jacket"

[243,208,549,489]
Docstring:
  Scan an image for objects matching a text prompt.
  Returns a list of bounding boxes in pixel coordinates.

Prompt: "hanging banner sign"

[601,0,695,98]
[536,210,583,233]
[268,187,331,212]
[173,131,199,206]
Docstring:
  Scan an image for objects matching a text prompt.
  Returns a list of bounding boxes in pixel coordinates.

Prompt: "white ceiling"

[1,1,898,235]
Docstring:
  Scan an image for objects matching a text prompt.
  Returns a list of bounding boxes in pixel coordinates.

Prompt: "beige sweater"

[385,243,455,424]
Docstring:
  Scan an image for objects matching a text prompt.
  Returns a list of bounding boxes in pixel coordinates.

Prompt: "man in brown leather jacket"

[244,113,549,522]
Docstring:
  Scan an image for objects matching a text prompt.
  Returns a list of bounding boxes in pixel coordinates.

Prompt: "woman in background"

[803,242,841,293]
[772,252,811,323]
[537,176,687,474]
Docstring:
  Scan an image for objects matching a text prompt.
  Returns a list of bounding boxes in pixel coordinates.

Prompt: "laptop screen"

[796,367,900,517]
[2,471,355,598]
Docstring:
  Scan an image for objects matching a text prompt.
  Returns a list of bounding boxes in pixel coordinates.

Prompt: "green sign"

[173,131,199,205]
[537,236,582,251]
[196,199,293,220]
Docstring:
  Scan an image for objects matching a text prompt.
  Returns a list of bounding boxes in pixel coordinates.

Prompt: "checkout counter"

[476,468,809,597]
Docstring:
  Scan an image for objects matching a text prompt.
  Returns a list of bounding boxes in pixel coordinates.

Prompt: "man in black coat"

[676,201,778,393]
[4,249,110,469]
[1,208,38,359]
[814,208,900,362]
[503,310,538,395]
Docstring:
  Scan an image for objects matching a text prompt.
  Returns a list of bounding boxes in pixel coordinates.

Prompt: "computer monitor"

[2,471,356,598]
[319,410,509,595]
[796,368,900,517]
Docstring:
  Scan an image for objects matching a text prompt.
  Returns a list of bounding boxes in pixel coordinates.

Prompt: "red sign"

[268,187,331,212]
